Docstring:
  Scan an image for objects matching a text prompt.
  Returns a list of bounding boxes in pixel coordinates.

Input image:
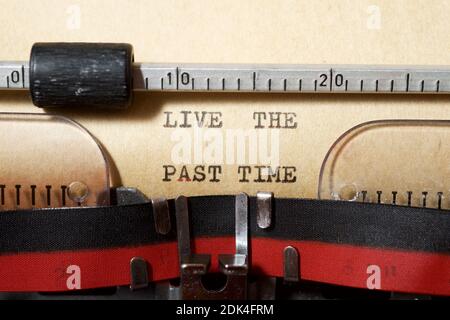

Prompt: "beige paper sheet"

[0,0,449,201]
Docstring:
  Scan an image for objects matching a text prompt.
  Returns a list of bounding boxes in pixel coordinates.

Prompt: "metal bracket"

[130,257,149,291]
[283,246,300,283]
[151,197,171,235]
[175,193,249,300]
[256,191,273,229]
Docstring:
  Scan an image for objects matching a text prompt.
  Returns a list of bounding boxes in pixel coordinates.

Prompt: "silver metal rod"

[175,196,191,263]
[235,193,248,256]
[3,61,450,94]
